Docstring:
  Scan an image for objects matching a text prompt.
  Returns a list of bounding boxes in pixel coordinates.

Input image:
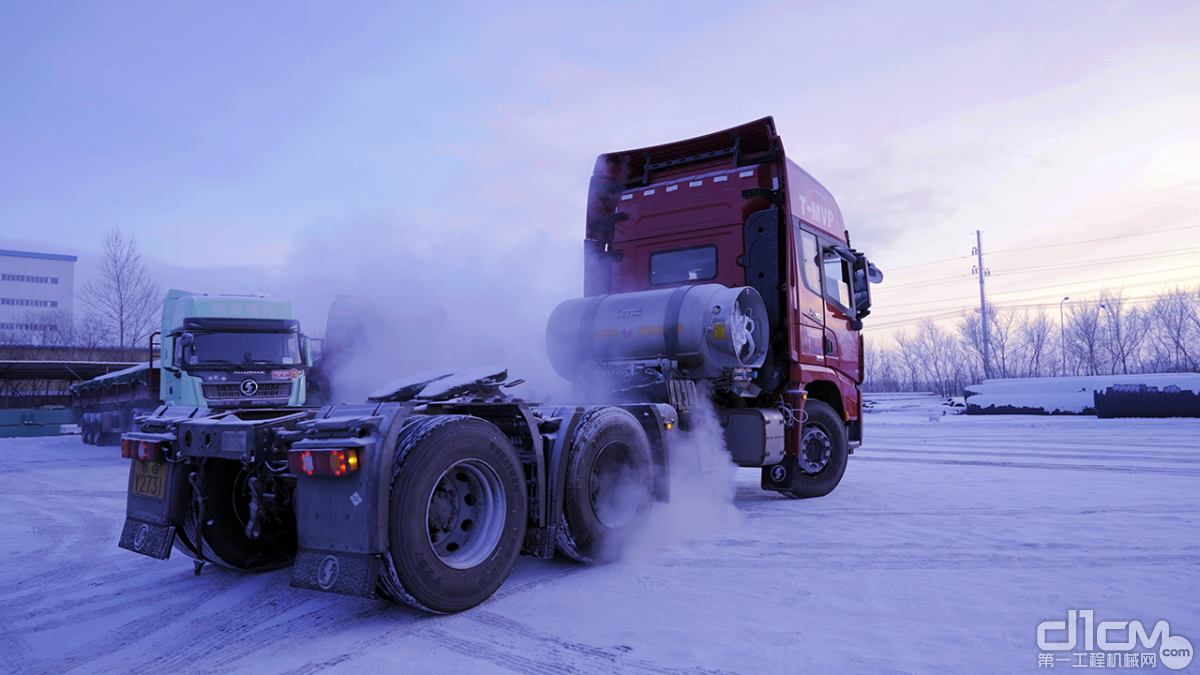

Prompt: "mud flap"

[761,456,799,492]
[118,459,192,560]
[291,548,380,599]
[118,521,176,559]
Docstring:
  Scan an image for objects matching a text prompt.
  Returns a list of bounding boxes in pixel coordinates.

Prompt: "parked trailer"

[118,117,882,613]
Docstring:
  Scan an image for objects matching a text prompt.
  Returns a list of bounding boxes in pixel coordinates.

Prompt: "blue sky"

[2,0,1198,339]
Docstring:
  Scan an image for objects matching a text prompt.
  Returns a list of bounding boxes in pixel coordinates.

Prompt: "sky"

[2,0,1198,349]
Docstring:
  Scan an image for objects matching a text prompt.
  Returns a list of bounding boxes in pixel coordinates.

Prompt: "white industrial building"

[0,249,77,334]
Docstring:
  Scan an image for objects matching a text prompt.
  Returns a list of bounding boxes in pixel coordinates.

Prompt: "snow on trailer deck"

[0,394,1196,675]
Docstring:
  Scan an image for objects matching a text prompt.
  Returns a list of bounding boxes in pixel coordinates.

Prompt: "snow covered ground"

[1,394,1197,674]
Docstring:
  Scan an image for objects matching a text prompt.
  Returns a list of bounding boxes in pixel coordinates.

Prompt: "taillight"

[134,441,161,462]
[121,438,133,458]
[288,448,359,476]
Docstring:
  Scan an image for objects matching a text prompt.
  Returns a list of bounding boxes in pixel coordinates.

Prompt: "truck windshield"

[187,332,300,366]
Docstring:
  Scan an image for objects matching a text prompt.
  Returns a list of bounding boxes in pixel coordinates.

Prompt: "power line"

[987,264,1200,298]
[984,192,1200,234]
[999,246,1200,275]
[988,222,1200,255]
[875,191,1200,249]
[883,255,971,272]
[872,274,972,293]
[865,276,1200,329]
[878,265,1200,311]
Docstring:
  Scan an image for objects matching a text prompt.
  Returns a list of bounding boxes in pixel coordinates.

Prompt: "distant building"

[0,249,77,333]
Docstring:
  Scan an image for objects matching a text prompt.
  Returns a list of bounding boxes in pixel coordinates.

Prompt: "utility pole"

[974,230,991,379]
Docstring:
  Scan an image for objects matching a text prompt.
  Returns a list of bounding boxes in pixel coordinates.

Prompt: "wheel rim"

[589,441,639,529]
[425,459,507,569]
[799,425,833,474]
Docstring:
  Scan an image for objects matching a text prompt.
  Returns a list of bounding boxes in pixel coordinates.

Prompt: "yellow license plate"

[132,460,167,500]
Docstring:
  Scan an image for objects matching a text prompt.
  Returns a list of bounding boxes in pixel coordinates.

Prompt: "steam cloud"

[271,215,583,404]
[619,390,743,567]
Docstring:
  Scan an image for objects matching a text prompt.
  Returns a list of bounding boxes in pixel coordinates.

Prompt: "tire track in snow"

[272,563,596,675]
[416,611,742,675]
[852,455,1200,476]
[656,552,1200,571]
[64,558,590,675]
[859,441,1195,456]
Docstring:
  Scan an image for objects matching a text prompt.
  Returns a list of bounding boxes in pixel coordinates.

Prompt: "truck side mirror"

[177,332,195,365]
[850,253,873,321]
[300,335,312,367]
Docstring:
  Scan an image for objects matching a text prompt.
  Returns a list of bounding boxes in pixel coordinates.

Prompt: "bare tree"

[1148,286,1200,372]
[957,310,986,375]
[892,330,925,391]
[1017,309,1056,377]
[1096,289,1147,374]
[916,319,972,396]
[1065,301,1104,375]
[77,227,162,348]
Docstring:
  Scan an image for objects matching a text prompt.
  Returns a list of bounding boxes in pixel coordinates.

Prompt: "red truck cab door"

[792,223,827,367]
[792,222,861,382]
[818,245,862,382]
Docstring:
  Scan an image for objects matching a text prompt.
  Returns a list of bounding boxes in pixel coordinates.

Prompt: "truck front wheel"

[381,416,526,614]
[784,400,848,499]
[556,407,654,564]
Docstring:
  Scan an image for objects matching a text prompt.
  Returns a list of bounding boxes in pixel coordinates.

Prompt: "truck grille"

[203,382,292,401]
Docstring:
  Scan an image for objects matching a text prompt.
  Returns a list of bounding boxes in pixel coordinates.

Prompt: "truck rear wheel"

[381,415,526,614]
[188,459,297,571]
[783,400,848,499]
[556,407,654,564]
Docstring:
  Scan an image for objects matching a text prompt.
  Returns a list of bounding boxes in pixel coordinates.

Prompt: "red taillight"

[135,441,161,462]
[288,448,359,476]
[121,439,133,458]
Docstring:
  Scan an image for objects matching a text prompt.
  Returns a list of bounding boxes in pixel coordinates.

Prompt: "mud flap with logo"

[291,548,380,599]
[761,456,799,492]
[118,459,192,560]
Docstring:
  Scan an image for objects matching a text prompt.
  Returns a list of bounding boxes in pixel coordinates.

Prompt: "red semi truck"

[117,117,880,613]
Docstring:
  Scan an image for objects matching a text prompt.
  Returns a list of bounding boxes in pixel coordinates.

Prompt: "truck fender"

[615,403,676,502]
[373,405,418,552]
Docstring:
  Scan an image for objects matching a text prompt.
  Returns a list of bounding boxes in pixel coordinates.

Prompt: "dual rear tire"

[380,416,527,614]
[378,408,657,612]
[556,407,655,564]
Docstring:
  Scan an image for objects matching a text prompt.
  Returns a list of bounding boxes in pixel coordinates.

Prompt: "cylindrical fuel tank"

[546,284,769,382]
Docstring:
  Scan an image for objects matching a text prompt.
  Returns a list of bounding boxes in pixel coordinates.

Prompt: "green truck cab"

[72,290,310,444]
[159,290,310,408]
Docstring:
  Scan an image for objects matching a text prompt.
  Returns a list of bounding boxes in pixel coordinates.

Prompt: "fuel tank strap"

[578,295,605,359]
[663,285,690,361]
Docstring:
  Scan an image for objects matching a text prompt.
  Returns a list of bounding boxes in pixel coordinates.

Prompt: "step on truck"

[118,117,882,613]
[72,289,311,445]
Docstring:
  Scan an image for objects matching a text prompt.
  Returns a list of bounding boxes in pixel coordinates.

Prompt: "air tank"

[546,284,769,383]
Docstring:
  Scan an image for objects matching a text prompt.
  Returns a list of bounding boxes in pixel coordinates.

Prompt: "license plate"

[132,460,167,500]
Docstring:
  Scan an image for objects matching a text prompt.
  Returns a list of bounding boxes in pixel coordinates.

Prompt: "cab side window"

[797,230,822,294]
[822,250,852,310]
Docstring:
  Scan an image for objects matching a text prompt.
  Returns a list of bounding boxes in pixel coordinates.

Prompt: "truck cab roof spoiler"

[595,117,779,189]
[180,318,300,333]
[587,118,782,243]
